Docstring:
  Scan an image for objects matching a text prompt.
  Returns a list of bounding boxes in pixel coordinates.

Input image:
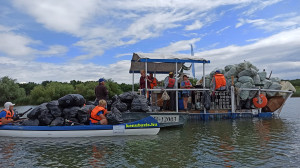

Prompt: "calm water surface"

[0,98,299,167]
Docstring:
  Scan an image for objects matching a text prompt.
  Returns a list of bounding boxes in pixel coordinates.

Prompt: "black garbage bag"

[77,105,95,124]
[27,103,48,119]
[203,91,211,110]
[111,95,119,103]
[86,101,96,105]
[131,95,150,112]
[65,118,81,126]
[58,94,85,107]
[47,100,62,117]
[240,99,252,109]
[22,119,39,126]
[119,92,137,103]
[106,107,124,125]
[50,117,65,126]
[111,99,128,112]
[63,106,80,119]
[38,110,54,126]
[107,100,112,111]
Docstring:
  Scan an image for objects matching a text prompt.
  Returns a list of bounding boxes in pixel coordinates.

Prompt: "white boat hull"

[0,128,160,137]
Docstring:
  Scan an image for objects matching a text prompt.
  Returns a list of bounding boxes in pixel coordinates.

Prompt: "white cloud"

[236,13,300,31]
[216,26,230,34]
[39,45,68,57]
[11,0,265,59]
[242,0,283,16]
[154,38,201,53]
[0,32,38,58]
[185,20,203,31]
[0,56,134,83]
[0,25,68,59]
[1,28,299,83]
[193,28,300,79]
[115,53,132,58]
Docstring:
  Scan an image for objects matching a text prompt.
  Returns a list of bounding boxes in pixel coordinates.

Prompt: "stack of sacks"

[23,94,92,126]
[205,61,283,100]
[22,92,151,126]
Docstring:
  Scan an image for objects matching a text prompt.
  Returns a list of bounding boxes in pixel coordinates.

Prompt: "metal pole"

[231,86,235,113]
[258,87,261,114]
[176,60,178,113]
[132,72,134,92]
[145,60,148,98]
[203,63,206,114]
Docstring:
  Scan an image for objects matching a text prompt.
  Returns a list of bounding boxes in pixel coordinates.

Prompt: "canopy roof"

[129,53,210,74]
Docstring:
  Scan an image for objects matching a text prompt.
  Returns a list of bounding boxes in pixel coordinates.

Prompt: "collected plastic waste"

[22,91,150,126]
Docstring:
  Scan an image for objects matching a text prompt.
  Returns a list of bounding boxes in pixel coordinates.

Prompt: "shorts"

[182,93,190,97]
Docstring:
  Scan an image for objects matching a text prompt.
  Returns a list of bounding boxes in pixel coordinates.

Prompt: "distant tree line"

[0,76,139,106]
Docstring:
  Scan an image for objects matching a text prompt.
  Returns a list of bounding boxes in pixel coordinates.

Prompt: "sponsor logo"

[125,123,158,128]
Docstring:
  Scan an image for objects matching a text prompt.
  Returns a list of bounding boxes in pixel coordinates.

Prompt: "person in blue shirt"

[181,75,193,112]
[0,102,17,125]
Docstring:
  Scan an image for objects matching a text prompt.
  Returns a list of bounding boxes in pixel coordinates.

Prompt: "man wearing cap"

[95,78,109,104]
[0,102,16,125]
[163,72,176,111]
[211,70,227,92]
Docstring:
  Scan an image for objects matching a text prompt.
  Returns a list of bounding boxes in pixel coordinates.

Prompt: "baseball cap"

[215,70,221,73]
[169,72,173,75]
[99,78,106,82]
[4,102,15,109]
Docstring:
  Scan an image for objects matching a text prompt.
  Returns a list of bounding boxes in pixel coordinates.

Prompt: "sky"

[0,0,299,84]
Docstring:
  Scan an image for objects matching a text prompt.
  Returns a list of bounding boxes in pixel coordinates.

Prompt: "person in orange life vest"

[211,70,227,97]
[90,99,108,125]
[0,102,17,125]
[163,72,176,111]
[148,73,157,89]
[181,75,193,111]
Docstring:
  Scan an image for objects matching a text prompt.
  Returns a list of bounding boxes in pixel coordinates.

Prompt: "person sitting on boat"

[0,102,17,125]
[163,72,176,111]
[139,70,151,97]
[95,78,109,104]
[90,99,108,125]
[211,70,227,95]
[181,75,193,112]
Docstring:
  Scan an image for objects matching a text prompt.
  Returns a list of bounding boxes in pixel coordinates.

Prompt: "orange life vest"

[150,78,157,89]
[168,78,175,88]
[184,80,191,89]
[214,74,226,90]
[0,109,14,125]
[90,106,107,124]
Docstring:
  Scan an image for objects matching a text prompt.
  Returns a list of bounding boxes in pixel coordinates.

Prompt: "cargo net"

[195,91,231,110]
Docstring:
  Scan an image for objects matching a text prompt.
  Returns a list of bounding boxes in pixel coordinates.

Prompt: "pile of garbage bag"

[204,61,288,101]
[21,92,150,126]
[22,94,91,126]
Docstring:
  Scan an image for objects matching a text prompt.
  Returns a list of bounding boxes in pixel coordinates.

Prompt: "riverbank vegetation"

[0,76,139,105]
[0,76,298,106]
[289,79,300,97]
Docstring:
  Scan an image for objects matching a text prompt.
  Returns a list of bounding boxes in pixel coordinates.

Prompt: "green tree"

[19,82,38,95]
[75,81,98,101]
[30,82,75,104]
[0,76,26,105]
[105,79,122,98]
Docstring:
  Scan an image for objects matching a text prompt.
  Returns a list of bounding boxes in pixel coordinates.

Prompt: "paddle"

[17,107,33,118]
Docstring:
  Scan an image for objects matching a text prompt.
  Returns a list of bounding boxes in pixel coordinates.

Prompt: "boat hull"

[0,116,160,137]
[123,112,188,128]
[0,128,160,137]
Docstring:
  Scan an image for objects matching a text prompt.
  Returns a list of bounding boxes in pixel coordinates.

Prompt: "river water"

[0,98,299,167]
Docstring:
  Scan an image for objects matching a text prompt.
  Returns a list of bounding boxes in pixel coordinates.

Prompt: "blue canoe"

[0,116,160,137]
